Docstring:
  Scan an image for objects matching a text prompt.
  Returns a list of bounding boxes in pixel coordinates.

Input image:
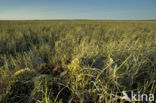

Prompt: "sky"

[0,0,156,20]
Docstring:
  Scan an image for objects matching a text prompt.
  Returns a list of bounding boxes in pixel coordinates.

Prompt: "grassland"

[0,20,155,103]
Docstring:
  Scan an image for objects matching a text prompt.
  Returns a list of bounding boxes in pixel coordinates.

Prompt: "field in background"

[0,20,155,103]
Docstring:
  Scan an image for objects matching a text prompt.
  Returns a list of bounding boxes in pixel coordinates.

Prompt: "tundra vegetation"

[0,20,155,103]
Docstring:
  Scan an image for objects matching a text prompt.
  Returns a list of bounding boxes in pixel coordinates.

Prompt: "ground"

[0,20,155,103]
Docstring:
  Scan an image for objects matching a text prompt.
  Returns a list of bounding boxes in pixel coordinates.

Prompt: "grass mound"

[30,75,71,103]
[1,68,37,103]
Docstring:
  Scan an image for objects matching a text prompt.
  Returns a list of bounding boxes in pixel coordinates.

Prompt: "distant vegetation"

[0,20,155,103]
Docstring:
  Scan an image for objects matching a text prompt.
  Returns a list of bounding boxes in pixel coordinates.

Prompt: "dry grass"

[0,20,155,103]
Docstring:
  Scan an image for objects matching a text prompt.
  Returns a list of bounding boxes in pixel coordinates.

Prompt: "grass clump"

[1,68,37,103]
[30,75,71,103]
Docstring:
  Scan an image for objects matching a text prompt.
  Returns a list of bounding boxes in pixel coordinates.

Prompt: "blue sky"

[0,0,156,20]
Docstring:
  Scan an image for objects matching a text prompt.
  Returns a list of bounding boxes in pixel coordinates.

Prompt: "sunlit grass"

[0,20,155,103]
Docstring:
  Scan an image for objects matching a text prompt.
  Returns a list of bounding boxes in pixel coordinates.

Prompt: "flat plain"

[0,20,155,103]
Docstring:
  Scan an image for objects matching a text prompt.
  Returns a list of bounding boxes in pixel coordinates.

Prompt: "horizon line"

[0,19,156,21]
